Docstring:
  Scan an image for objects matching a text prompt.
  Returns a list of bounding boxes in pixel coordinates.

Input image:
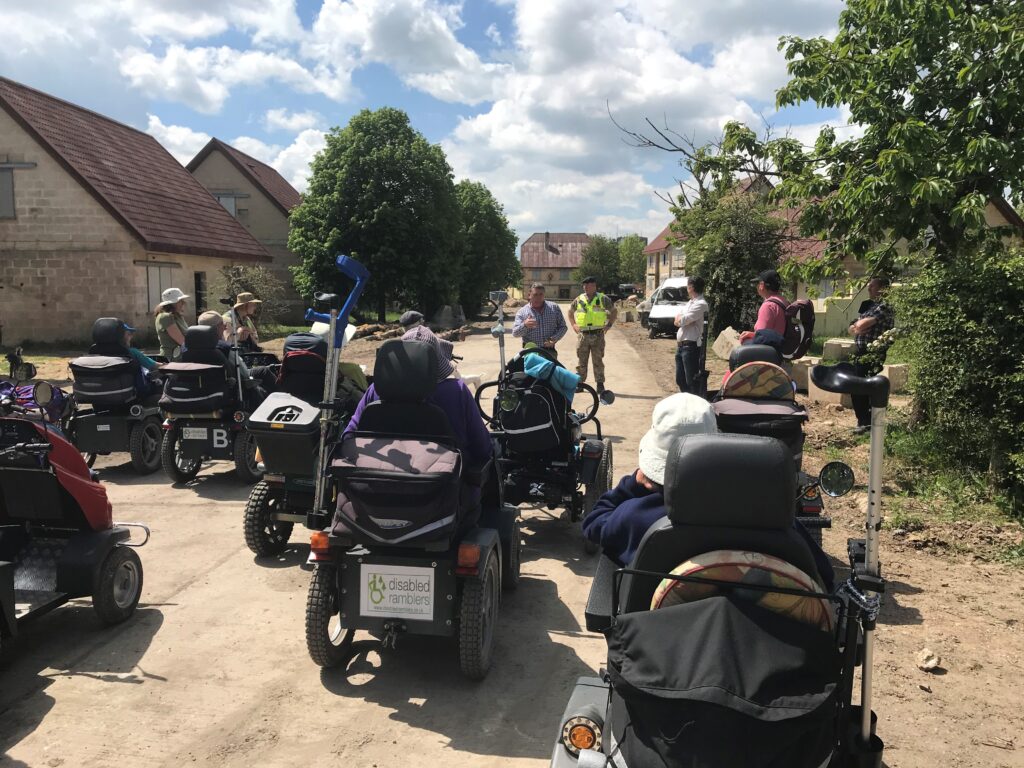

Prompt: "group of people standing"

[153,288,264,361]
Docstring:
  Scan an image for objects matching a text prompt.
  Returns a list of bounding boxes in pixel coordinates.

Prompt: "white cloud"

[485,23,503,45]
[264,108,324,133]
[145,114,210,164]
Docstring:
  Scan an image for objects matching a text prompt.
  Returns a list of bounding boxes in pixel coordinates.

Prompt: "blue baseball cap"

[122,322,137,333]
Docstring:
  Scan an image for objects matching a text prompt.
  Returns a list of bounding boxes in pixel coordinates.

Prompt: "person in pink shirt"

[739,269,787,345]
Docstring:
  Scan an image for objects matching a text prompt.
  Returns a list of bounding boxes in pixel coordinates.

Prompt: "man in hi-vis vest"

[568,276,617,394]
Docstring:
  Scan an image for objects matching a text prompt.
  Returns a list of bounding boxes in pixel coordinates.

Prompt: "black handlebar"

[0,441,53,457]
[474,379,601,427]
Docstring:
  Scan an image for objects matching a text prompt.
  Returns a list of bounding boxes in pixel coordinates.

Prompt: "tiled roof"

[520,233,590,268]
[643,222,678,254]
[0,77,268,262]
[187,138,301,215]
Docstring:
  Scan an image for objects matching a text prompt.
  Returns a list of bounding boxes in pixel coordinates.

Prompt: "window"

[0,169,13,219]
[216,195,237,216]
[661,252,667,265]
[648,254,653,268]
[147,264,179,313]
[560,269,570,280]
[531,269,541,279]
[559,287,571,299]
[194,272,208,313]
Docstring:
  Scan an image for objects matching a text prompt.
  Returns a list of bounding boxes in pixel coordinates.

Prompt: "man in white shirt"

[673,276,709,394]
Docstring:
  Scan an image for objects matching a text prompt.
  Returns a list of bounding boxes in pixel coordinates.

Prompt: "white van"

[646,277,689,338]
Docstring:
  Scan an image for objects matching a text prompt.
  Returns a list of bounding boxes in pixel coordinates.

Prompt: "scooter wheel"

[93,546,143,625]
[459,550,499,680]
[233,430,262,484]
[305,564,354,668]
[161,427,200,483]
[502,518,522,592]
[129,418,162,474]
[244,480,293,557]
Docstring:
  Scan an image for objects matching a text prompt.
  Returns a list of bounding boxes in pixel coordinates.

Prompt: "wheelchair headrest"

[184,324,219,351]
[92,317,124,346]
[729,343,782,371]
[373,340,438,401]
[664,434,795,530]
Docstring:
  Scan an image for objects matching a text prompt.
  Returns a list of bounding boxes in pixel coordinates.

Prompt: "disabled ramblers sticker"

[359,564,435,620]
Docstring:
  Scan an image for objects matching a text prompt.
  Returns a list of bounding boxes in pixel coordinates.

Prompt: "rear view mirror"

[489,290,508,303]
[599,390,615,406]
[33,381,53,406]
[819,461,855,497]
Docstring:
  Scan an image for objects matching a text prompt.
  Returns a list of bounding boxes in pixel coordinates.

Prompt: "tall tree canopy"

[573,235,621,288]
[454,180,519,316]
[289,107,461,321]
[617,234,647,285]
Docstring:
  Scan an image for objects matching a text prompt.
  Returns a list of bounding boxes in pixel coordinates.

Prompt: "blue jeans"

[675,343,700,394]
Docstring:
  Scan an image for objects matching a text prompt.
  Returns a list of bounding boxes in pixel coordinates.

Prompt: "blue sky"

[1,0,851,244]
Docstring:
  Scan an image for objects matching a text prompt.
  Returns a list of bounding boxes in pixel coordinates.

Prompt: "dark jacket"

[583,472,835,590]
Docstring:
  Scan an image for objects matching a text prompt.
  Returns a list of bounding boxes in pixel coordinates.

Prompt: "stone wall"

[0,112,254,344]
[189,150,304,321]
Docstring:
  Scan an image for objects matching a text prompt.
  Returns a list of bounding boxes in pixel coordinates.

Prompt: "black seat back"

[729,343,782,371]
[160,326,231,414]
[279,332,328,404]
[622,433,818,613]
[359,340,454,441]
[89,317,131,357]
[181,325,228,367]
[70,318,140,406]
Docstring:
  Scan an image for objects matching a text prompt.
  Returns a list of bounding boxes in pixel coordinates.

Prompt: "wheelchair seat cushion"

[331,435,465,545]
[722,361,795,401]
[650,550,833,632]
[69,355,139,405]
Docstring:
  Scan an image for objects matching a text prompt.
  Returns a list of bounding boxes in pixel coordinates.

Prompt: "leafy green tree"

[573,235,621,288]
[454,180,519,316]
[288,107,461,321]
[617,234,647,285]
[671,185,785,336]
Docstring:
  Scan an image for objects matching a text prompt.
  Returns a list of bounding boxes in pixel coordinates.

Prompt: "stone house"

[519,232,590,300]
[643,223,686,295]
[187,139,304,321]
[0,77,269,345]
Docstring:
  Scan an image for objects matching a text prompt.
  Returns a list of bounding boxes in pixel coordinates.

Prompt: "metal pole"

[227,309,244,405]
[313,308,340,517]
[860,403,887,741]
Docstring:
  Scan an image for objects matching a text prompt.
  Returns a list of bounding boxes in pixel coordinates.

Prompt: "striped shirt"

[512,301,568,346]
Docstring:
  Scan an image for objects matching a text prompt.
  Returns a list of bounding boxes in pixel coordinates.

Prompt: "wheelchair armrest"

[585,553,619,632]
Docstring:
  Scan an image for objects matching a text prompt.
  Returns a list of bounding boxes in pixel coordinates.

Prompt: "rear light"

[162,419,172,430]
[310,531,330,554]
[561,716,602,756]
[456,543,481,575]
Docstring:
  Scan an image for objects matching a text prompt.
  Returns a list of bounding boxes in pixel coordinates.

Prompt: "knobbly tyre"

[65,318,166,473]
[475,290,615,554]
[243,256,369,557]
[303,259,521,680]
[158,324,263,484]
[0,382,149,654]
[550,364,889,768]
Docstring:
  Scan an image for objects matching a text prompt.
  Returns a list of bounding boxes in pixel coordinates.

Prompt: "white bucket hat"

[638,393,718,486]
[158,287,190,307]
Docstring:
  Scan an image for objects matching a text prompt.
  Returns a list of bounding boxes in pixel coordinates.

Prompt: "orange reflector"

[310,531,330,554]
[457,542,481,569]
[568,725,596,751]
[255,448,263,462]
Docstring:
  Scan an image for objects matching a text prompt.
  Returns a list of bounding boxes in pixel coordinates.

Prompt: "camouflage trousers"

[576,330,606,385]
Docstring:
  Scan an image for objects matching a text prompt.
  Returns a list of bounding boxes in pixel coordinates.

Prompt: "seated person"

[196,311,274,408]
[343,325,492,471]
[583,392,834,588]
[121,322,164,396]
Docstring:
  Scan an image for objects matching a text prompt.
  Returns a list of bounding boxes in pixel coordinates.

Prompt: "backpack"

[768,297,815,360]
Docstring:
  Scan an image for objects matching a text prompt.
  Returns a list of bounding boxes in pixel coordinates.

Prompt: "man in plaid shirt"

[512,283,568,355]
[849,277,895,432]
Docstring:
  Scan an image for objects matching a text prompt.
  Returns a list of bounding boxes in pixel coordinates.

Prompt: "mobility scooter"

[158,325,262,483]
[0,382,149,653]
[244,255,369,557]
[550,363,888,767]
[304,335,521,680]
[65,317,164,473]
[475,291,614,553]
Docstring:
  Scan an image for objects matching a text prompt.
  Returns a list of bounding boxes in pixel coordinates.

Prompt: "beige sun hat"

[638,393,719,486]
[233,291,263,309]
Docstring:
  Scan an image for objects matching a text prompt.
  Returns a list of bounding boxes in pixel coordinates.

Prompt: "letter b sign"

[212,429,230,449]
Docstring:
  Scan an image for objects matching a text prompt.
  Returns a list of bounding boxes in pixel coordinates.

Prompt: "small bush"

[211,265,289,326]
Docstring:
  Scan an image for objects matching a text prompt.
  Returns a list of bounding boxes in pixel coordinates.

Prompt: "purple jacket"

[343,379,493,469]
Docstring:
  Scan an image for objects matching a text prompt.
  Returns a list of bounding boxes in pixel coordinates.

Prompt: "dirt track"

[3,323,1023,767]
[0,324,665,768]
